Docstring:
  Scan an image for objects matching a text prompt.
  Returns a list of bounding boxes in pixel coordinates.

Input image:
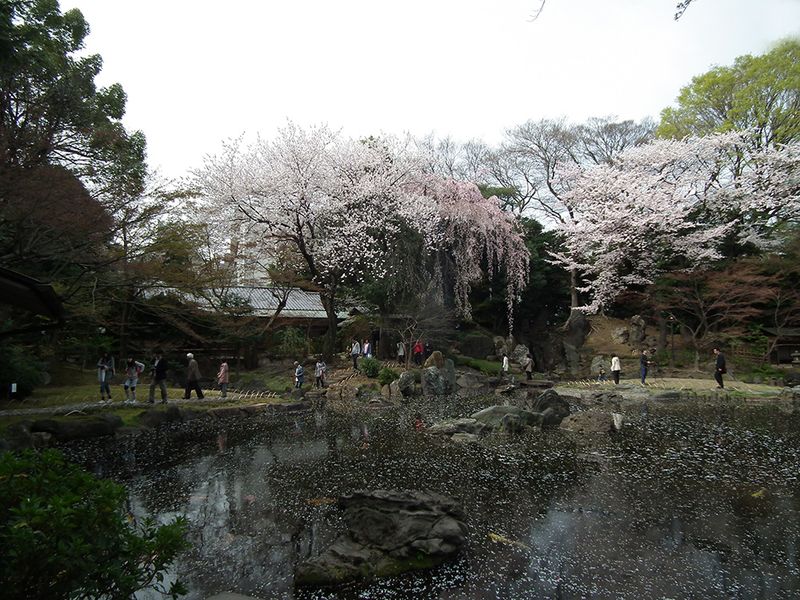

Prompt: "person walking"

[350,338,361,371]
[501,353,510,383]
[122,357,145,404]
[713,347,726,389]
[315,358,327,388]
[523,353,534,380]
[413,340,424,366]
[97,352,115,403]
[294,361,305,389]
[611,354,621,385]
[148,349,169,404]
[639,350,651,385]
[217,359,230,399]
[363,339,372,358]
[396,341,405,365]
[184,353,204,399]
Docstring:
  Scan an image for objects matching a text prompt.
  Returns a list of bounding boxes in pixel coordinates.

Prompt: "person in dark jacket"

[713,347,726,389]
[639,350,651,385]
[148,349,169,404]
[184,353,204,399]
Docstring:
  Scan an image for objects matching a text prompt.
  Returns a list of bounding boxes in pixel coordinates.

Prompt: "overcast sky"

[62,0,800,180]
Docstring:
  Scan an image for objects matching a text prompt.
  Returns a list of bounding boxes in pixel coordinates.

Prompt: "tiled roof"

[224,287,347,319]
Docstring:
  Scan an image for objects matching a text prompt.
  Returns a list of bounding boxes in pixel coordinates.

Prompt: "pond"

[65,397,800,599]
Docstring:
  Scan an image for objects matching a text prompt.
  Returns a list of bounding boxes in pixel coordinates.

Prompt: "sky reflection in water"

[67,400,800,599]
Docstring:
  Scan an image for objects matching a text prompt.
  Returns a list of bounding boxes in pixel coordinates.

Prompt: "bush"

[275,327,307,358]
[0,344,45,399]
[378,367,399,386]
[452,355,501,376]
[0,449,189,599]
[361,357,381,378]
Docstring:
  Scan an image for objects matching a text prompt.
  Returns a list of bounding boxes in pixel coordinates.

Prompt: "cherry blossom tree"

[195,124,530,355]
[552,131,800,312]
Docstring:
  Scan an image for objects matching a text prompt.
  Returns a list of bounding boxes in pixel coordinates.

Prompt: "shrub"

[0,449,189,599]
[0,344,45,399]
[276,327,307,358]
[378,367,399,386]
[361,357,381,378]
[452,355,501,376]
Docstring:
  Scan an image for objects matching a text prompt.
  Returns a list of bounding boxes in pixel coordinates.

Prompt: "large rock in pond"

[559,411,624,435]
[471,405,543,431]
[295,490,467,587]
[427,417,486,436]
[421,366,445,396]
[526,389,571,427]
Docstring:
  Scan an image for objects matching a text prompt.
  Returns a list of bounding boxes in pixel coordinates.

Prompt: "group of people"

[349,337,379,370]
[294,358,327,389]
[96,350,231,404]
[601,346,726,388]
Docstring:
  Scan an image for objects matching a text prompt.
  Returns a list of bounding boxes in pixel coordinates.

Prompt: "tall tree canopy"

[658,40,800,148]
[551,131,800,312]
[195,124,530,354]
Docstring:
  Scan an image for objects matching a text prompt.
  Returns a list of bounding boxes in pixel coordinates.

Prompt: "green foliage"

[361,356,381,378]
[453,355,502,376]
[275,327,307,359]
[0,343,44,399]
[378,367,399,386]
[658,39,800,147]
[0,449,189,599]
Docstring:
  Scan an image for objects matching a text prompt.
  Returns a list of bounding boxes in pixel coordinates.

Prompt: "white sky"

[62,0,800,180]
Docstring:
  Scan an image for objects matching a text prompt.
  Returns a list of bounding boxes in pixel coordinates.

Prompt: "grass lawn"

[558,376,784,397]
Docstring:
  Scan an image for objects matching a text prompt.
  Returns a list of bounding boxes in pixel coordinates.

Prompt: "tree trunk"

[320,292,338,360]
[569,268,579,308]
[657,315,668,351]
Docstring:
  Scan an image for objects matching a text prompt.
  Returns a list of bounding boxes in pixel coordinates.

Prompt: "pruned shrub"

[361,357,381,378]
[378,367,399,386]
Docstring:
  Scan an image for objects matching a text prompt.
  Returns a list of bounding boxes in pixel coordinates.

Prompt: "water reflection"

[67,403,800,600]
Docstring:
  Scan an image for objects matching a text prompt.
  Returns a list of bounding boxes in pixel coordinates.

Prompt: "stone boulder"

[471,405,543,430]
[611,327,629,345]
[511,344,530,366]
[30,415,122,443]
[455,372,487,393]
[442,359,456,393]
[526,389,571,427]
[295,490,467,587]
[559,411,624,435]
[629,315,647,345]
[783,371,800,388]
[138,406,183,429]
[396,371,416,397]
[423,350,444,369]
[421,366,445,397]
[427,418,486,436]
[590,355,608,375]
[493,336,513,358]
